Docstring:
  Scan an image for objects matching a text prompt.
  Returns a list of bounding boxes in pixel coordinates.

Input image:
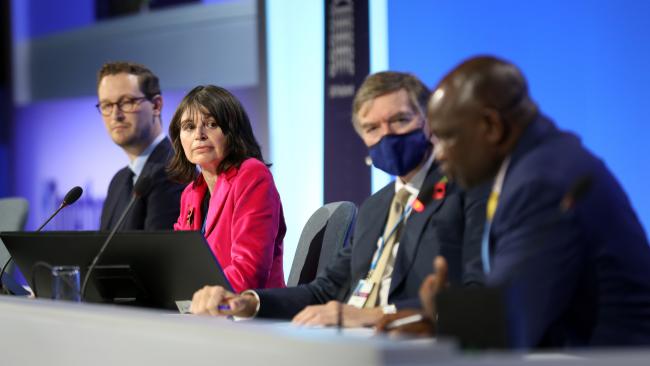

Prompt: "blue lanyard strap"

[481,220,492,274]
[369,205,413,272]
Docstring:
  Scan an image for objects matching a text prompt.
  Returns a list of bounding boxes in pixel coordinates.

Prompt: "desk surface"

[0,296,451,366]
[2,295,650,366]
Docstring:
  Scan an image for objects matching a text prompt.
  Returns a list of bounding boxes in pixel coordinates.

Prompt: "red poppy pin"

[433,176,448,200]
[412,199,425,213]
[412,176,448,213]
[186,207,194,227]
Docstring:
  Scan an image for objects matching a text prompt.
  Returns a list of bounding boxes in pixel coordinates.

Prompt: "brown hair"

[167,85,266,183]
[97,61,161,99]
[352,71,430,131]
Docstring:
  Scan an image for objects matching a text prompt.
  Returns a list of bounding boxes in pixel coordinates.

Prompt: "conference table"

[1,295,648,366]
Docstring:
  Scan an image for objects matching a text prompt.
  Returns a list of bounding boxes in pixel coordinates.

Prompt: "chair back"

[0,197,29,294]
[287,201,357,287]
[0,198,29,233]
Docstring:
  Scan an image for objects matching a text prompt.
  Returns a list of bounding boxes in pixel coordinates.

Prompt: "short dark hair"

[352,71,430,131]
[97,61,161,98]
[167,85,266,183]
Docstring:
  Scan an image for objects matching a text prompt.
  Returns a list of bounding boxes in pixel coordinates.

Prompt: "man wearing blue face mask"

[190,72,488,328]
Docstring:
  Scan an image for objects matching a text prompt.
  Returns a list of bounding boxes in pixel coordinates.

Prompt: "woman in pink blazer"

[167,85,286,293]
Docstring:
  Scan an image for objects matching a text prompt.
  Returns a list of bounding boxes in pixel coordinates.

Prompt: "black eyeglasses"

[96,97,150,116]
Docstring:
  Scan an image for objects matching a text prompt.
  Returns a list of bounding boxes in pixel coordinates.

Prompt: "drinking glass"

[51,266,81,302]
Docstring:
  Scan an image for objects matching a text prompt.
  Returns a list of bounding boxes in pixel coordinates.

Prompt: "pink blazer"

[174,158,286,292]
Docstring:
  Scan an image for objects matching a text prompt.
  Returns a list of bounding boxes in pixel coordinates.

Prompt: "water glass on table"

[51,266,81,302]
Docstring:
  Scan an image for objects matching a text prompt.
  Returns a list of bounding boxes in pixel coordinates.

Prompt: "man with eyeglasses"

[96,61,183,231]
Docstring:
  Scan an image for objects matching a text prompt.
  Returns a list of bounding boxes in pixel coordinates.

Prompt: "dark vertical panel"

[0,0,11,196]
[324,0,370,205]
[0,0,8,85]
[255,0,270,162]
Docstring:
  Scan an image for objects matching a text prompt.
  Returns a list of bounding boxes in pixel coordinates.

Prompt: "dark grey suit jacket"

[256,162,488,319]
[100,138,184,231]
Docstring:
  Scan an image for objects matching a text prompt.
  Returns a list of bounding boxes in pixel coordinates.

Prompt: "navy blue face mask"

[368,129,431,176]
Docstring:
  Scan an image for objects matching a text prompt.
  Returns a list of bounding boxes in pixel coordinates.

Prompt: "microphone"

[2,186,83,295]
[36,186,84,231]
[80,175,153,300]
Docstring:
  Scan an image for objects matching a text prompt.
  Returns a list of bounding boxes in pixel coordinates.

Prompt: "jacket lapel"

[139,138,171,180]
[352,186,393,282]
[105,169,132,229]
[183,177,207,231]
[389,164,446,295]
[203,167,237,237]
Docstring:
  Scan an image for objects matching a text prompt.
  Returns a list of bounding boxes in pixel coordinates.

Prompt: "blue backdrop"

[388,0,650,235]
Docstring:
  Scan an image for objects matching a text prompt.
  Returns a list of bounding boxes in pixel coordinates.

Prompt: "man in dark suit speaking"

[96,62,183,231]
[190,72,487,327]
[397,56,650,347]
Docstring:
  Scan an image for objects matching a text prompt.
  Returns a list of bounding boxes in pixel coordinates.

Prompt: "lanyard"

[488,157,511,220]
[482,156,511,274]
[368,205,413,272]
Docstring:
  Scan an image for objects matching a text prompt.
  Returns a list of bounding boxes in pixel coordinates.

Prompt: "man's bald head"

[428,56,538,188]
[432,56,536,124]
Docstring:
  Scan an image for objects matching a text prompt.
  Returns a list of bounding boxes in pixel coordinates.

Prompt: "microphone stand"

[35,203,67,232]
[80,177,151,300]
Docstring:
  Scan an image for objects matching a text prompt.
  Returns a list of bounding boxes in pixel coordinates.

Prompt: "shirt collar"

[394,151,434,197]
[128,133,165,180]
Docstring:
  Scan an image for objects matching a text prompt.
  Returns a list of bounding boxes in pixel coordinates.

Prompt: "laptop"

[0,230,232,311]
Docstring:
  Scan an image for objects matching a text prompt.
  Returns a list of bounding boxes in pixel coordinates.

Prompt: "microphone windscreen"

[62,186,83,206]
[133,175,153,197]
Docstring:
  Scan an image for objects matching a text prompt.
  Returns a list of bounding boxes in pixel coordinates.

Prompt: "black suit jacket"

[256,163,488,319]
[100,138,184,231]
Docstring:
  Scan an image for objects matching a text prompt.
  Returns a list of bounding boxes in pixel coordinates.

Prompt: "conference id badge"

[347,279,374,308]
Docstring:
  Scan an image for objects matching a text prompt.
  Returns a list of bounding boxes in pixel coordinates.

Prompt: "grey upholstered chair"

[0,197,29,233]
[287,201,357,287]
[0,197,29,294]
